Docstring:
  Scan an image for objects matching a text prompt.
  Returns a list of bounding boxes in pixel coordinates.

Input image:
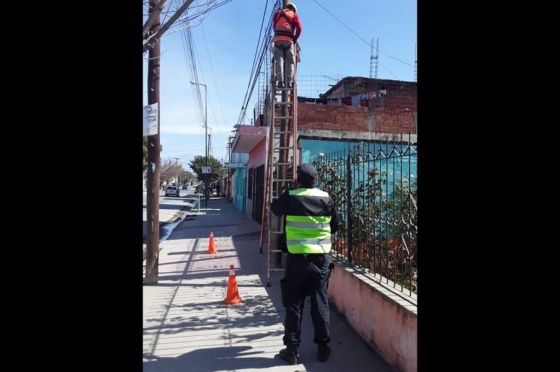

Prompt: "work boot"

[318,344,331,362]
[279,348,299,365]
[275,81,285,89]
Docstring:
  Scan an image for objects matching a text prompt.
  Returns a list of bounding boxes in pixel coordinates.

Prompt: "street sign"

[202,166,212,174]
[143,103,158,135]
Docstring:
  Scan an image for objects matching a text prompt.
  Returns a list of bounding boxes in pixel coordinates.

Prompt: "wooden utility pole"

[143,0,196,52]
[145,0,162,285]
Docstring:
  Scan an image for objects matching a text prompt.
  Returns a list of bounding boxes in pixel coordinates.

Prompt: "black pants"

[282,253,332,351]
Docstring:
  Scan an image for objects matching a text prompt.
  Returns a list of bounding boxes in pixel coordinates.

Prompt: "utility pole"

[208,128,212,158]
[205,88,207,164]
[145,0,162,285]
[190,80,208,183]
[174,157,181,185]
[143,0,196,52]
[142,0,168,39]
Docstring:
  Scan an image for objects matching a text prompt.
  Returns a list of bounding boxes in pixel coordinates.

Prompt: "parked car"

[182,184,189,190]
[165,185,180,197]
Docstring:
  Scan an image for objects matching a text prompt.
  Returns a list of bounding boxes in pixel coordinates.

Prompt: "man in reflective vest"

[272,2,302,89]
[271,163,339,365]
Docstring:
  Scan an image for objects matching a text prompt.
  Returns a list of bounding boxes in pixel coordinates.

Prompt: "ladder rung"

[273,147,293,150]
[274,131,293,135]
[274,162,292,166]
[273,178,294,182]
[274,116,293,120]
[274,101,292,105]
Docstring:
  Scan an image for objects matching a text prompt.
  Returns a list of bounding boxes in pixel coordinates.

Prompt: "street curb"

[164,213,182,224]
[163,204,191,224]
[143,205,193,262]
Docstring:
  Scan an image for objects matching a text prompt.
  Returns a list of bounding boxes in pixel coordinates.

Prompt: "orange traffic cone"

[208,232,217,254]
[224,264,242,305]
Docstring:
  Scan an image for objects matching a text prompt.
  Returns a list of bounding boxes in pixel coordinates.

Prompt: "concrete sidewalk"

[143,197,392,372]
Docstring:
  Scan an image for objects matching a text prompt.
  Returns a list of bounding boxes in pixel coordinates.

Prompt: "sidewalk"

[143,197,392,372]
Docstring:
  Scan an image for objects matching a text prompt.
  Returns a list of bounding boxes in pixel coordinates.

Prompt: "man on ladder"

[272,2,302,89]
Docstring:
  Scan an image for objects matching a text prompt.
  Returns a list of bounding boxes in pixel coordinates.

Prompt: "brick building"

[227,76,417,221]
[300,76,417,134]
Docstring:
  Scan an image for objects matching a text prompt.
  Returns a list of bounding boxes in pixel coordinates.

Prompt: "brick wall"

[375,109,416,134]
[293,77,417,134]
[295,102,416,134]
[297,103,369,131]
[270,78,417,134]
[371,81,417,112]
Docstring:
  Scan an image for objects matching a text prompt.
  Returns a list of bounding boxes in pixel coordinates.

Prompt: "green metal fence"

[312,136,417,296]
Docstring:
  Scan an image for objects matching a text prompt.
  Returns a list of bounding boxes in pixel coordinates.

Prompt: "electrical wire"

[311,0,413,67]
[236,0,279,124]
[164,0,230,36]
[179,14,205,134]
[201,23,230,150]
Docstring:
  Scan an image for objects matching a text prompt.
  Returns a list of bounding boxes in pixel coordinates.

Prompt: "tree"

[181,169,197,184]
[188,155,224,186]
[160,158,183,186]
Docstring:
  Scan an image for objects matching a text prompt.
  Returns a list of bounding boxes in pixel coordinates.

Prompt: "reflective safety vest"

[285,188,332,254]
[273,9,297,42]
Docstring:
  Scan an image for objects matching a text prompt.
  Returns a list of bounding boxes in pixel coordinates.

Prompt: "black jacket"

[271,187,339,235]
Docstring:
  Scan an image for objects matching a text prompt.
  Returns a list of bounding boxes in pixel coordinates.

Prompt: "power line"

[378,60,399,80]
[378,49,413,67]
[311,0,413,68]
[202,23,230,150]
[237,0,278,124]
[159,0,174,25]
[237,0,274,123]
[180,9,225,163]
[144,0,196,52]
[179,15,205,135]
[164,0,232,37]
[143,0,169,39]
[312,0,369,45]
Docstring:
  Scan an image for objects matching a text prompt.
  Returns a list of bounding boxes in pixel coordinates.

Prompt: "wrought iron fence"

[312,135,417,297]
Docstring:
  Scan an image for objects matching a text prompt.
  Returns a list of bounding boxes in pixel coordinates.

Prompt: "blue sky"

[143,0,416,171]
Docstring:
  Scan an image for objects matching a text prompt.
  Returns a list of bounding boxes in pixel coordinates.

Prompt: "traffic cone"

[224,264,242,305]
[208,232,217,254]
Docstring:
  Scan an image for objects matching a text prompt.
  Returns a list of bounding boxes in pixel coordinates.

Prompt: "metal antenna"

[370,37,379,79]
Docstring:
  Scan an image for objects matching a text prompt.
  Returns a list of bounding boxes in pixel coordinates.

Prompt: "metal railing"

[312,135,417,298]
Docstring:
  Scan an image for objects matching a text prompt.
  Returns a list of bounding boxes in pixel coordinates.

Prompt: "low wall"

[329,263,417,372]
